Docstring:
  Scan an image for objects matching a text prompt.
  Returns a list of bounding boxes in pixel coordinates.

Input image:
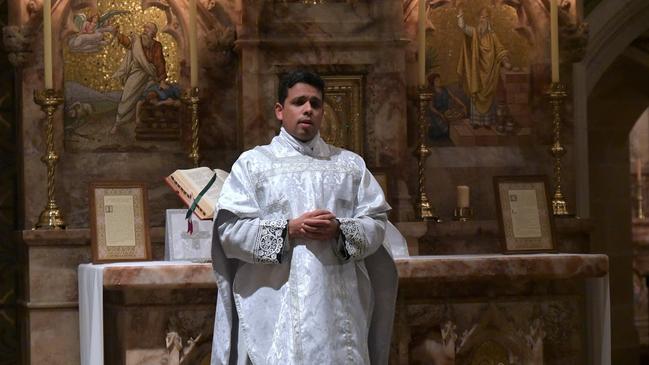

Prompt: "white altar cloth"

[78,261,191,365]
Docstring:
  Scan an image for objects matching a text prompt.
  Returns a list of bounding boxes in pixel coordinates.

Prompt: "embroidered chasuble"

[211,128,399,365]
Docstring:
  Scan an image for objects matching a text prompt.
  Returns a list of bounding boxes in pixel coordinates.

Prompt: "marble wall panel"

[420,218,590,255]
[26,245,90,303]
[25,308,80,365]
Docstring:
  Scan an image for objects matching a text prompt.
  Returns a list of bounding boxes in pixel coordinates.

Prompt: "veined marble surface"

[99,253,608,290]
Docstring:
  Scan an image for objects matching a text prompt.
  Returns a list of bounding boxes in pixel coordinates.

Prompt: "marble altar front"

[78,254,608,365]
[17,219,609,365]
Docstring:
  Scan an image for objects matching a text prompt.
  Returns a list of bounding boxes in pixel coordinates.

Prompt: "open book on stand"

[165,167,229,220]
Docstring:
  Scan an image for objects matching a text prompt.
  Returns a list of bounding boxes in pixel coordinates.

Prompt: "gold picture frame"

[89,181,151,263]
[321,75,364,154]
[493,175,557,254]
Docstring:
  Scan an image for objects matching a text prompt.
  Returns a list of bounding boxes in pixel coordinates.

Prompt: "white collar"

[278,127,329,158]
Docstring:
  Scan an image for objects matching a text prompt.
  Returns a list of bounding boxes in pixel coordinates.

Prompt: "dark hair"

[277,70,325,104]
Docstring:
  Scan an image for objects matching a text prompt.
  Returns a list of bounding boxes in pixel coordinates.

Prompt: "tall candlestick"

[43,0,53,89]
[417,0,426,86]
[550,0,559,83]
[638,159,643,184]
[189,0,198,88]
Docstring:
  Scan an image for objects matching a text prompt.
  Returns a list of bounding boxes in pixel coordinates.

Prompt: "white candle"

[550,0,559,83]
[189,0,198,88]
[43,0,53,89]
[417,0,426,86]
[457,185,470,208]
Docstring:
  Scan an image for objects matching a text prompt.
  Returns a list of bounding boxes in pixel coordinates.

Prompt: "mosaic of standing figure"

[405,0,581,147]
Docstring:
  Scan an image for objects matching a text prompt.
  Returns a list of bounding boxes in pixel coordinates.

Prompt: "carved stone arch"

[582,0,649,94]
[570,2,649,363]
[572,0,649,216]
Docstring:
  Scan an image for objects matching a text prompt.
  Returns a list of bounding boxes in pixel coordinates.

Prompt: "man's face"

[479,9,490,29]
[143,25,155,38]
[275,82,324,142]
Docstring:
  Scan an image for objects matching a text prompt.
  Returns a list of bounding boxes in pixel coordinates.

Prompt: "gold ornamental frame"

[493,175,557,254]
[321,75,364,155]
[89,181,151,263]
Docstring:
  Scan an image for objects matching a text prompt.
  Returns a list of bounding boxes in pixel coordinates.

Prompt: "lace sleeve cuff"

[335,218,367,261]
[253,219,289,264]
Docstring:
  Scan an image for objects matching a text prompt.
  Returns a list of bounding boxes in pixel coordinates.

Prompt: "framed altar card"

[89,181,151,263]
[165,209,212,262]
[493,176,557,254]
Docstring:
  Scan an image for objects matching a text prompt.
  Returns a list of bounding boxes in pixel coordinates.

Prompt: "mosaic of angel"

[68,9,129,53]
[63,1,184,152]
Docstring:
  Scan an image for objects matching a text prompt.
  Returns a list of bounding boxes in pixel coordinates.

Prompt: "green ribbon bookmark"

[185,172,217,233]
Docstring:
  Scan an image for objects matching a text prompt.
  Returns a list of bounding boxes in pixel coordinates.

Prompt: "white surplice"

[211,128,399,365]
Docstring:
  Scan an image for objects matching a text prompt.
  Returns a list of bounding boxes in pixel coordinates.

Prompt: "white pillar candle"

[417,0,426,86]
[550,0,560,83]
[43,0,53,89]
[457,185,470,208]
[189,0,198,88]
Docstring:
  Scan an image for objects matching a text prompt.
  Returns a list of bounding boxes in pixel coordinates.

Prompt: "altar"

[15,217,611,365]
[75,254,610,365]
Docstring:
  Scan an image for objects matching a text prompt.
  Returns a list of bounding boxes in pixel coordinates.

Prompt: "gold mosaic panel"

[63,0,179,92]
[426,1,532,86]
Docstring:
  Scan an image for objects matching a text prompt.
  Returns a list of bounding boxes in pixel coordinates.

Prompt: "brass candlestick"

[183,87,200,167]
[548,83,570,216]
[453,207,473,221]
[33,89,66,229]
[415,87,440,221]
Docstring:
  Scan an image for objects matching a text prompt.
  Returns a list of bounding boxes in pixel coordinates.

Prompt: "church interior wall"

[588,54,649,364]
[574,0,649,362]
[2,0,647,363]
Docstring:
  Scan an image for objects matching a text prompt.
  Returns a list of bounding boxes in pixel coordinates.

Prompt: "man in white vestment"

[211,70,399,364]
[111,22,168,134]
